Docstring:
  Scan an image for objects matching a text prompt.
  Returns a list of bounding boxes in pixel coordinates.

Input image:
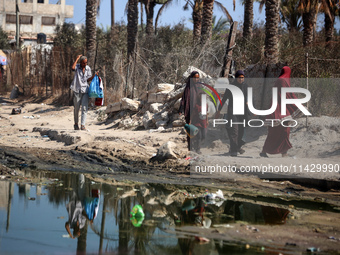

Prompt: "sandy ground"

[1,96,340,253]
[1,95,339,181]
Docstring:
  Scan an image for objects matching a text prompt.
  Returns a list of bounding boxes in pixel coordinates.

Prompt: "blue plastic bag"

[88,75,103,98]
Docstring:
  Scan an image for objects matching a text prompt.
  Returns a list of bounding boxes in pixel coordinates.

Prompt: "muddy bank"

[1,167,340,254]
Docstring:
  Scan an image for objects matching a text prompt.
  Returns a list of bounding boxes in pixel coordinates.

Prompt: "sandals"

[74,124,86,130]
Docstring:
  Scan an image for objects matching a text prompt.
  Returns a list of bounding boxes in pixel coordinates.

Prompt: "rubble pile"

[104,67,213,131]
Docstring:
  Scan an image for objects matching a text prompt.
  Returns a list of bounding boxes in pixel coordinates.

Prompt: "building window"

[7,15,33,24]
[42,17,56,26]
[6,15,16,24]
[20,15,33,24]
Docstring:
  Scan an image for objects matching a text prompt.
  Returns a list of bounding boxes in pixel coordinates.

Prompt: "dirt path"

[1,96,340,253]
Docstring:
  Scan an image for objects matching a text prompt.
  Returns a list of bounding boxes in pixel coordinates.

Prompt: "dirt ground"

[1,95,340,253]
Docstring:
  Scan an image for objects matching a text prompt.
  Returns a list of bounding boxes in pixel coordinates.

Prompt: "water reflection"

[0,170,293,254]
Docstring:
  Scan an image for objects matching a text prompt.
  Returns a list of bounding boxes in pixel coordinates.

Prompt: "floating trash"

[130,205,145,227]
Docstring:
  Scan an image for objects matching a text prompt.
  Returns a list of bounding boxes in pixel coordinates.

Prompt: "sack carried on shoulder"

[88,75,103,98]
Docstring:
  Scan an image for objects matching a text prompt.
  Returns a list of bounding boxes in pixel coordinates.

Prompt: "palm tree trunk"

[243,0,254,39]
[201,0,214,45]
[86,0,97,68]
[127,0,138,60]
[193,0,203,43]
[324,12,334,44]
[264,0,279,64]
[145,1,156,35]
[111,0,115,39]
[302,10,316,46]
[140,2,144,33]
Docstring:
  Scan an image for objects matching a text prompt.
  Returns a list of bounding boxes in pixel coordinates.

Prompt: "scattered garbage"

[203,189,225,207]
[130,205,145,227]
[184,124,199,138]
[194,236,210,243]
[212,224,233,228]
[11,108,21,115]
[181,199,196,211]
[307,247,320,252]
[246,225,260,232]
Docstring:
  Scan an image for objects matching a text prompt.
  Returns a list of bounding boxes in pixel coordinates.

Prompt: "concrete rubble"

[105,66,214,132]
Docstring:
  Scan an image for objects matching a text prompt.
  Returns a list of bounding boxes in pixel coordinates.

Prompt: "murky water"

[0,170,335,254]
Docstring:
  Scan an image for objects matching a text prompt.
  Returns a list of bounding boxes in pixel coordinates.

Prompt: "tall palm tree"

[86,0,100,67]
[322,0,338,44]
[264,0,280,64]
[143,0,157,35]
[280,0,303,33]
[140,0,168,35]
[298,0,321,46]
[127,0,139,60]
[111,0,115,39]
[243,0,254,39]
[201,0,215,45]
[192,0,204,42]
[155,0,233,42]
[212,15,230,34]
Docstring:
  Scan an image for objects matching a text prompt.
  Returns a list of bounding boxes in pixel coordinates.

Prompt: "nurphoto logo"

[199,78,311,128]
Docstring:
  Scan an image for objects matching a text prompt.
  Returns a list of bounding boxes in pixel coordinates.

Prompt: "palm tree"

[264,0,280,64]
[243,0,254,39]
[212,15,230,34]
[200,0,234,44]
[140,0,169,35]
[192,0,204,42]
[298,0,321,46]
[280,0,303,33]
[322,0,338,44]
[111,0,115,39]
[155,0,233,42]
[143,0,157,35]
[201,0,215,45]
[127,0,139,60]
[86,0,101,67]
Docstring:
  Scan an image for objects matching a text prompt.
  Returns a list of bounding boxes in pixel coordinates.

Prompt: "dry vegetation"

[1,22,340,116]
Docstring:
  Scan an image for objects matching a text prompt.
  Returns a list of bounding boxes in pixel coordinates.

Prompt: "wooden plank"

[220,21,238,78]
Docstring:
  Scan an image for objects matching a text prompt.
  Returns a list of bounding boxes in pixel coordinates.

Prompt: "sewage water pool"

[0,170,337,254]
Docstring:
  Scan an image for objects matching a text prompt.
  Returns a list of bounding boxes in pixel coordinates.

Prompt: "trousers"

[73,92,89,126]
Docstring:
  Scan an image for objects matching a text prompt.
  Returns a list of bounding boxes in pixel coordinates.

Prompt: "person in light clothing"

[70,55,98,130]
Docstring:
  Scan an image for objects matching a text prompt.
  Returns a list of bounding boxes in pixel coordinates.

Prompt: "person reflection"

[65,174,100,239]
[178,198,211,228]
[176,197,213,255]
[65,199,86,239]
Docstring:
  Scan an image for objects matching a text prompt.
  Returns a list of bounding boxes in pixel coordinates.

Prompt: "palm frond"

[155,0,175,31]
[215,1,233,22]
[258,0,265,13]
[96,0,102,16]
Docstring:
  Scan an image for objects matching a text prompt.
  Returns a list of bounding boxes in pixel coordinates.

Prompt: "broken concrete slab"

[106,102,121,114]
[150,103,163,113]
[121,98,140,112]
[149,83,175,93]
[32,127,81,145]
[143,111,154,129]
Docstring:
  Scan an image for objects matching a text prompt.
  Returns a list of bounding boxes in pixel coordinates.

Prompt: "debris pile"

[104,66,214,131]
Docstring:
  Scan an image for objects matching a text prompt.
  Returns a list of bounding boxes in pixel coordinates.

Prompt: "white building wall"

[0,0,73,40]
